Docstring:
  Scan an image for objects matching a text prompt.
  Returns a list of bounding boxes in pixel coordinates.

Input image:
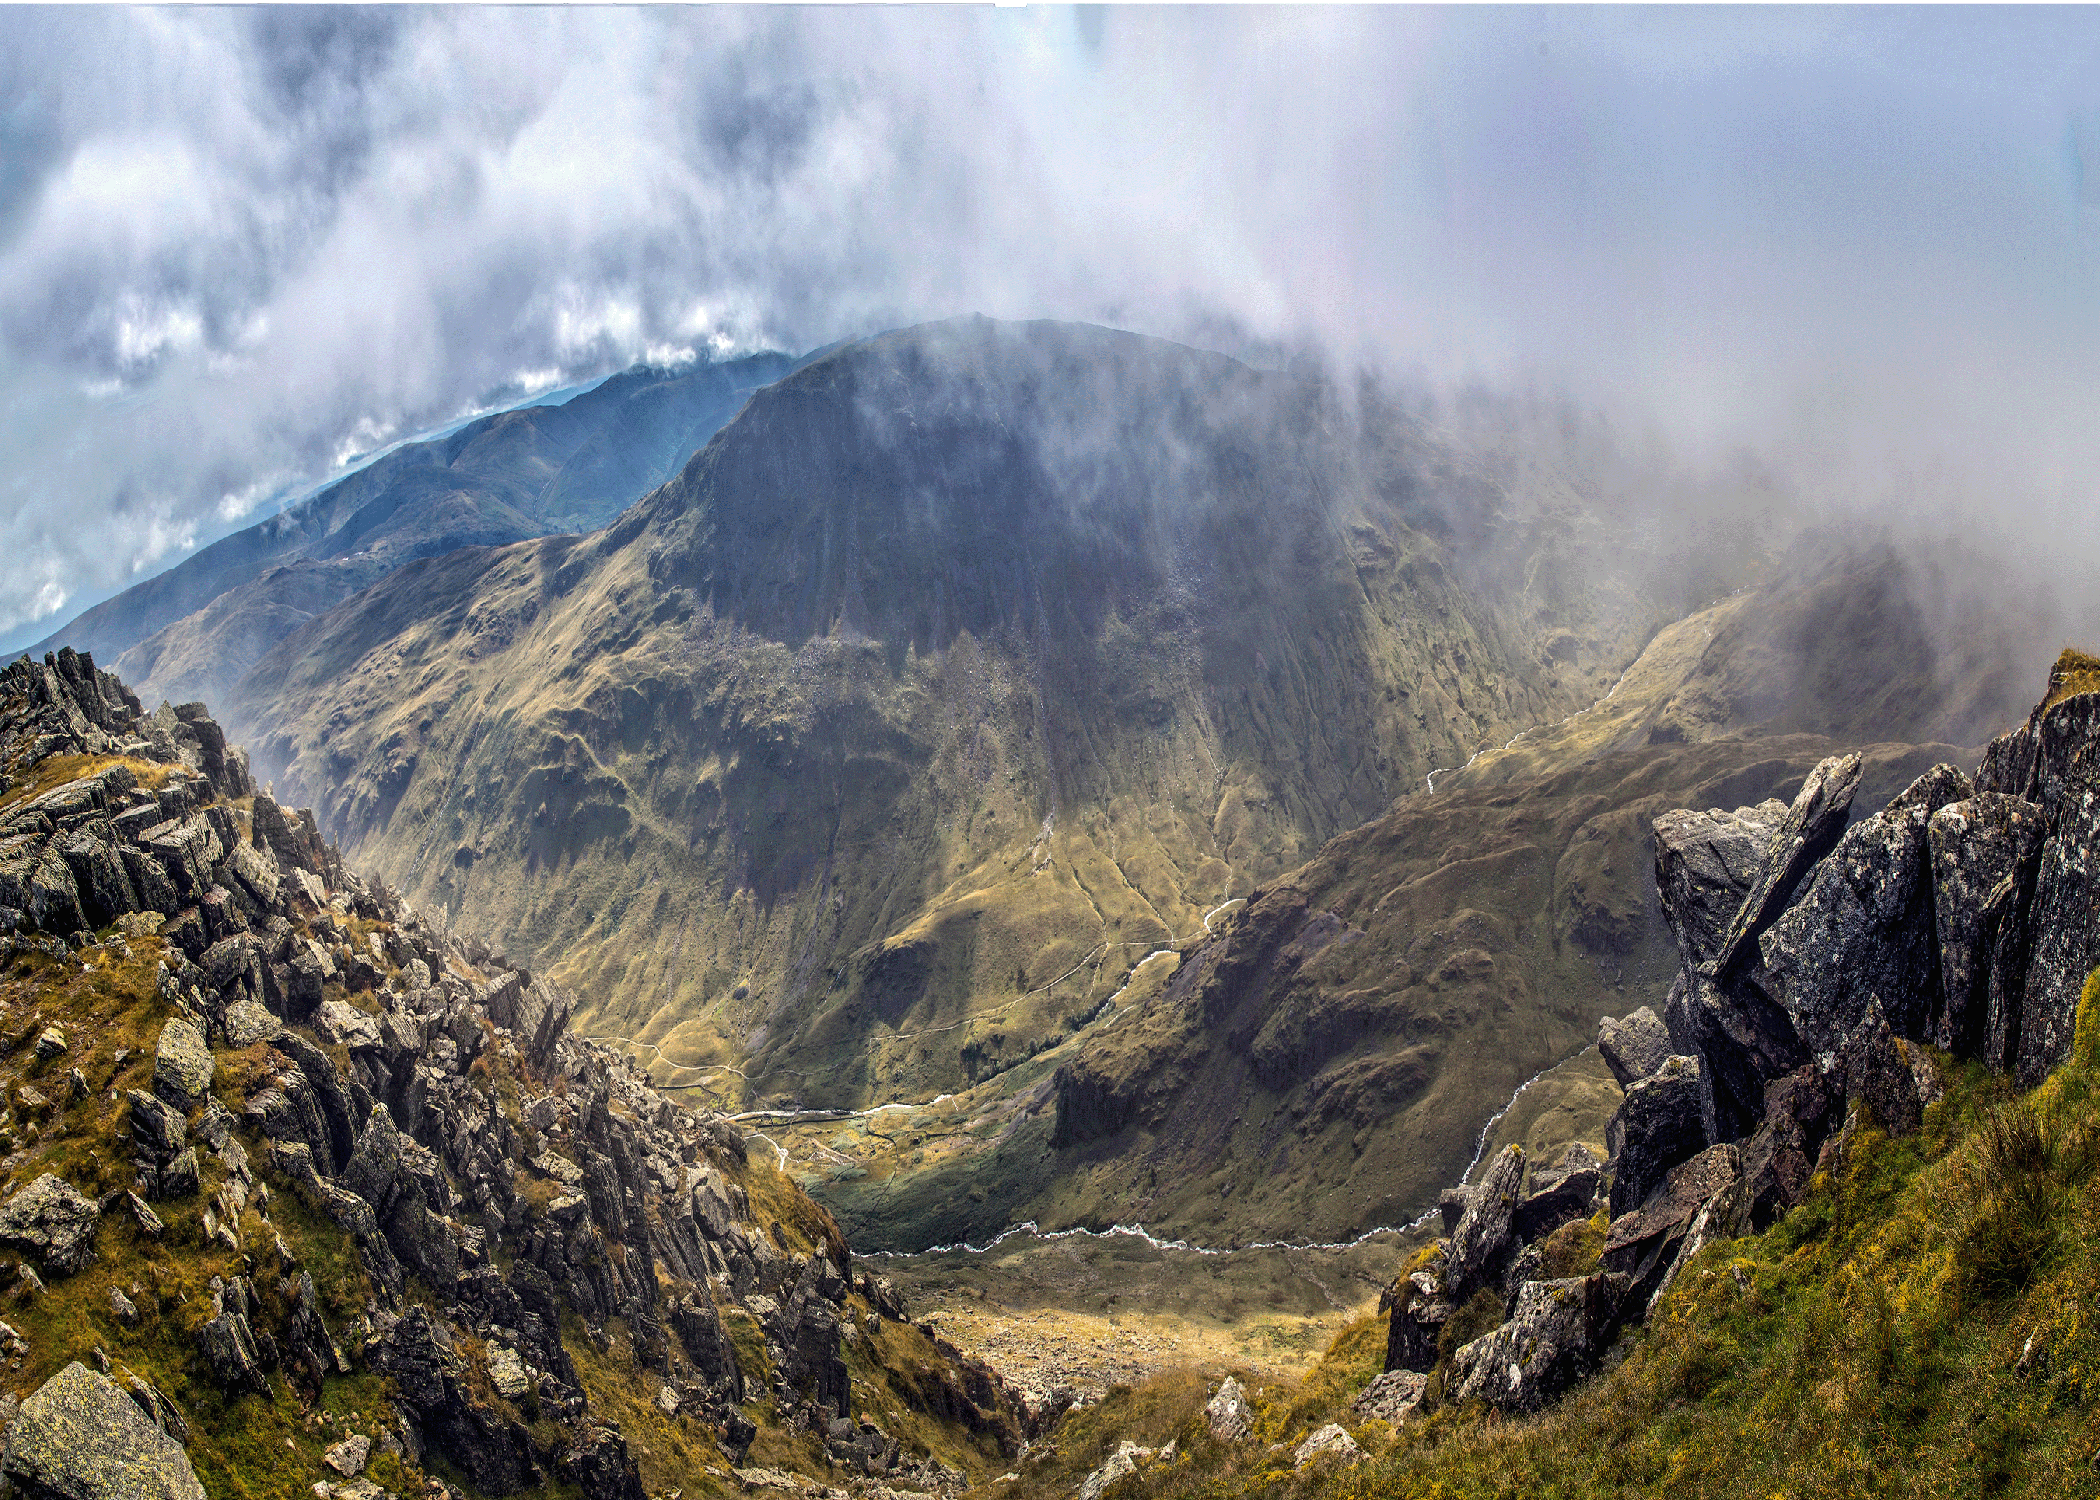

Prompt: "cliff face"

[0,651,1030,1499]
[229,317,1696,1112]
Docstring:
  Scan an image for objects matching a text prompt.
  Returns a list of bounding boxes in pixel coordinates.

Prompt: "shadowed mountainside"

[230,317,1753,1121]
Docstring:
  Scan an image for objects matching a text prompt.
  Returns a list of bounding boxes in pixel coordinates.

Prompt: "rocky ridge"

[0,649,1031,1499]
[1376,646,2100,1418]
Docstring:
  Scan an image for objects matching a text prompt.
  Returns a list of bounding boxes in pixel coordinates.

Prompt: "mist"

[3,6,2098,649]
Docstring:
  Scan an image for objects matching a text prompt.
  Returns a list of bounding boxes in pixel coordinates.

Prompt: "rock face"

[1652,801,1787,971]
[1514,1144,1602,1244]
[1444,1145,1524,1293]
[1709,753,1863,981]
[1385,650,2100,1425]
[1,1361,207,1500]
[1927,794,2047,1056]
[1758,765,1970,1053]
[1608,1056,1706,1215]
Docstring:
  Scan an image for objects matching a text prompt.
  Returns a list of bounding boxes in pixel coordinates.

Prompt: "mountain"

[0,650,1035,1498]
[29,351,793,711]
[225,316,1769,1126]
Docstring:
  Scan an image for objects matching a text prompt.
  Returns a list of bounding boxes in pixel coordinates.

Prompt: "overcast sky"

[3,5,2099,647]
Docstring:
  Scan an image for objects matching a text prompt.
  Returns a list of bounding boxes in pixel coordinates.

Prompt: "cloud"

[1,6,2098,644]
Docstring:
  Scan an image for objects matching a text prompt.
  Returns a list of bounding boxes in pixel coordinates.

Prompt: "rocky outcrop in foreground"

[0,651,1029,1498]
[1383,648,2100,1416]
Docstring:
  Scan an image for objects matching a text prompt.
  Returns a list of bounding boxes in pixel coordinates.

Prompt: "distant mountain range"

[25,350,795,710]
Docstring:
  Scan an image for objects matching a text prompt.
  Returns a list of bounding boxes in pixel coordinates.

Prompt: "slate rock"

[1759,766,1969,1052]
[0,1174,101,1275]
[1449,1272,1630,1413]
[151,1019,213,1108]
[1436,1187,1469,1235]
[1513,1143,1602,1244]
[58,832,138,928]
[1928,794,2046,1055]
[1382,1257,1453,1374]
[1598,1006,1672,1088]
[1737,1064,1840,1230]
[486,1345,533,1400]
[1445,1145,1524,1296]
[1076,1442,1142,1500]
[314,1000,382,1052]
[198,1281,269,1395]
[558,1425,646,1500]
[323,1434,370,1477]
[1709,753,1863,980]
[1840,999,1925,1135]
[1651,800,1785,971]
[219,998,282,1047]
[1607,1054,1706,1216]
[1176,1378,1240,1451]
[1601,1144,1743,1314]
[1665,969,1810,1146]
[0,1361,206,1500]
[156,1147,200,1200]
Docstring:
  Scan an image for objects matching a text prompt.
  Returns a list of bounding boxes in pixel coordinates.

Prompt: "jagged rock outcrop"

[0,658,1033,1496]
[1390,652,2100,1424]
[1927,793,2046,1056]
[1512,1143,1602,1243]
[1758,764,1971,1052]
[1652,801,1788,971]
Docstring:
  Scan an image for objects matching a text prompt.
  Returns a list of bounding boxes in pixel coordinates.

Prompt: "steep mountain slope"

[31,352,792,710]
[229,317,1738,1121]
[0,651,1032,1499]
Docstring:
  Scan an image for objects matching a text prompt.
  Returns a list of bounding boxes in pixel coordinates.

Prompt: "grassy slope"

[1001,973,2100,1500]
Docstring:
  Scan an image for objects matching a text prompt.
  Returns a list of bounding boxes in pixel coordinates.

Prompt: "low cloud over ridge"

[4,7,2100,644]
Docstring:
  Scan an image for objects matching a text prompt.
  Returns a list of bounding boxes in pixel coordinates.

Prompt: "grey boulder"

[151,1019,214,1108]
[1445,1145,1524,1295]
[1598,1006,1672,1089]
[0,1174,100,1276]
[1,1361,205,1500]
